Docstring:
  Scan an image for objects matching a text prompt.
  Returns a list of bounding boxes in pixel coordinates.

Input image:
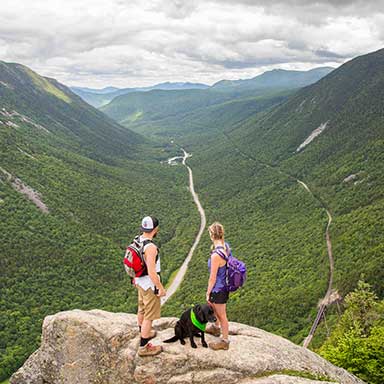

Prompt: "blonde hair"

[208,222,225,240]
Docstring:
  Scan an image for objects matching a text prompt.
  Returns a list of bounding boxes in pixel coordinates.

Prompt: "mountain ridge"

[73,67,333,108]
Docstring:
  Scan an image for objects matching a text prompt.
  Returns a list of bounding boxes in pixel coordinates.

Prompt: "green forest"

[0,62,198,379]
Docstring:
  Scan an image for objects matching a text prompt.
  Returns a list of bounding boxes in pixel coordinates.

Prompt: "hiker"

[135,216,166,356]
[205,222,230,350]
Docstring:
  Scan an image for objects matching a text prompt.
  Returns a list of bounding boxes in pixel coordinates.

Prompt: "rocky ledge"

[11,309,365,384]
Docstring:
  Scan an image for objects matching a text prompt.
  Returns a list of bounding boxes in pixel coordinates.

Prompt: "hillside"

[160,49,384,352]
[0,62,198,379]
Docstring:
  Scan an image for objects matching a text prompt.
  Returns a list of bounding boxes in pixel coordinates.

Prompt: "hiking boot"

[205,324,221,337]
[138,343,163,357]
[209,339,229,351]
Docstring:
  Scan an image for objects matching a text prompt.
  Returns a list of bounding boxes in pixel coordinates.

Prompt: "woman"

[205,222,230,350]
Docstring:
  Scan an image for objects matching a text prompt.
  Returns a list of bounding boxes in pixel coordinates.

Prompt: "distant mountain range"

[71,81,210,107]
[211,67,334,90]
[100,67,334,130]
[71,67,333,108]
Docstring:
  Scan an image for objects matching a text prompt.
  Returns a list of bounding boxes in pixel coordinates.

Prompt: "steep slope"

[0,61,144,163]
[162,49,384,353]
[0,62,198,379]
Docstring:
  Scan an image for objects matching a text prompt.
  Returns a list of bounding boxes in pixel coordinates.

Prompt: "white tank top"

[134,235,161,291]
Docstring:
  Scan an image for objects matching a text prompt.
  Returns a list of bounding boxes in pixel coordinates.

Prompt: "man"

[135,216,166,357]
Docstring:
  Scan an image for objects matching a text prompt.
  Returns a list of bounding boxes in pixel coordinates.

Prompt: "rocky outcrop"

[11,310,365,384]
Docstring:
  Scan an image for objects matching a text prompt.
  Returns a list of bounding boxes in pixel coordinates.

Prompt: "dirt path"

[161,148,207,306]
[303,206,334,348]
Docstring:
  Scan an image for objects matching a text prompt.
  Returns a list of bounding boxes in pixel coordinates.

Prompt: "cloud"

[0,0,383,87]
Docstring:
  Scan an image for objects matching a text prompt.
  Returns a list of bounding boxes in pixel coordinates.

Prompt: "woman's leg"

[210,303,221,328]
[213,304,229,340]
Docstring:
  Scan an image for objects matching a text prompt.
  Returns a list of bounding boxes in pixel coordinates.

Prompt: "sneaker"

[138,343,163,357]
[209,339,229,351]
[205,324,221,337]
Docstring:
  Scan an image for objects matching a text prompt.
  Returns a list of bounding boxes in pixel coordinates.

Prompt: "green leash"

[190,308,206,332]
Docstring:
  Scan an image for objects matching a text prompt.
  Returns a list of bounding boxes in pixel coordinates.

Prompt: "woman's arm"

[206,253,221,301]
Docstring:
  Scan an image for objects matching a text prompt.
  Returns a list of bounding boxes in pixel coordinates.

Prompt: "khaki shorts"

[137,285,161,321]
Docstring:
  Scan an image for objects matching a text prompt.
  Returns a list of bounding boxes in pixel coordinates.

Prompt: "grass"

[165,267,180,289]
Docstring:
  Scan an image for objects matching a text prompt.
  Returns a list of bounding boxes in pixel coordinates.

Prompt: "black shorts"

[210,290,229,304]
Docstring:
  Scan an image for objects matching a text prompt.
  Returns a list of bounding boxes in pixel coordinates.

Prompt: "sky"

[0,0,383,88]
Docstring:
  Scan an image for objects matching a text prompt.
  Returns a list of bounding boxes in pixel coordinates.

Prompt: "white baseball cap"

[140,216,159,232]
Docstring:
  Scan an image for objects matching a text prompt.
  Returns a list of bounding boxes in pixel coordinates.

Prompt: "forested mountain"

[160,48,384,359]
[71,81,209,108]
[100,67,333,126]
[0,61,145,162]
[0,62,198,379]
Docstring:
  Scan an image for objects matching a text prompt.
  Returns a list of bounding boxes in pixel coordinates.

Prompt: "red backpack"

[123,236,152,279]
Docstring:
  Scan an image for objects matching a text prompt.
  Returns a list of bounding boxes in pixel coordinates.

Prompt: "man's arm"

[145,245,166,297]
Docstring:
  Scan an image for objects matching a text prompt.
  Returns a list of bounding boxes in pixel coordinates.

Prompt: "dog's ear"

[194,304,204,321]
[201,304,212,322]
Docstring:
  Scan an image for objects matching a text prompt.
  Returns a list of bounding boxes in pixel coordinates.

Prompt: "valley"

[1,48,384,383]
[162,148,207,306]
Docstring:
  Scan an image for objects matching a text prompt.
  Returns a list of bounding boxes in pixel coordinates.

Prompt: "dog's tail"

[163,335,179,343]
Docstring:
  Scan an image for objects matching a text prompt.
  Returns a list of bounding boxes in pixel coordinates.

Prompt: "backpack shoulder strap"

[211,246,228,261]
[137,237,159,263]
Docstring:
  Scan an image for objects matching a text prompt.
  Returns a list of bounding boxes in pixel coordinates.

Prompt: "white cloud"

[0,0,383,87]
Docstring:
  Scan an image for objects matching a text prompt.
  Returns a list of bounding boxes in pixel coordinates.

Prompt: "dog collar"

[191,308,206,332]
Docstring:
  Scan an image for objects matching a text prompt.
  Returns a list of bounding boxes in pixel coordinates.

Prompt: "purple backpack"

[214,243,247,292]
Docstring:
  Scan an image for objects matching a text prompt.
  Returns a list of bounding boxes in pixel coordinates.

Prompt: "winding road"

[161,148,207,306]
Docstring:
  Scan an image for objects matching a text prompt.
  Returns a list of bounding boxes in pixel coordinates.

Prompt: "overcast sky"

[1,0,383,88]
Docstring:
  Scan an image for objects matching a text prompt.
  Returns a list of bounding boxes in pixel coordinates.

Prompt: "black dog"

[163,304,217,348]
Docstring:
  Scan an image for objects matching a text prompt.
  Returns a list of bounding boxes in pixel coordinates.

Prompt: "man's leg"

[141,318,153,338]
[137,287,162,356]
[137,287,145,330]
[138,312,144,328]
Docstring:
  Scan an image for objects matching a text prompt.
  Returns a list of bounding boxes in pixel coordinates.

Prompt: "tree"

[319,281,384,384]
